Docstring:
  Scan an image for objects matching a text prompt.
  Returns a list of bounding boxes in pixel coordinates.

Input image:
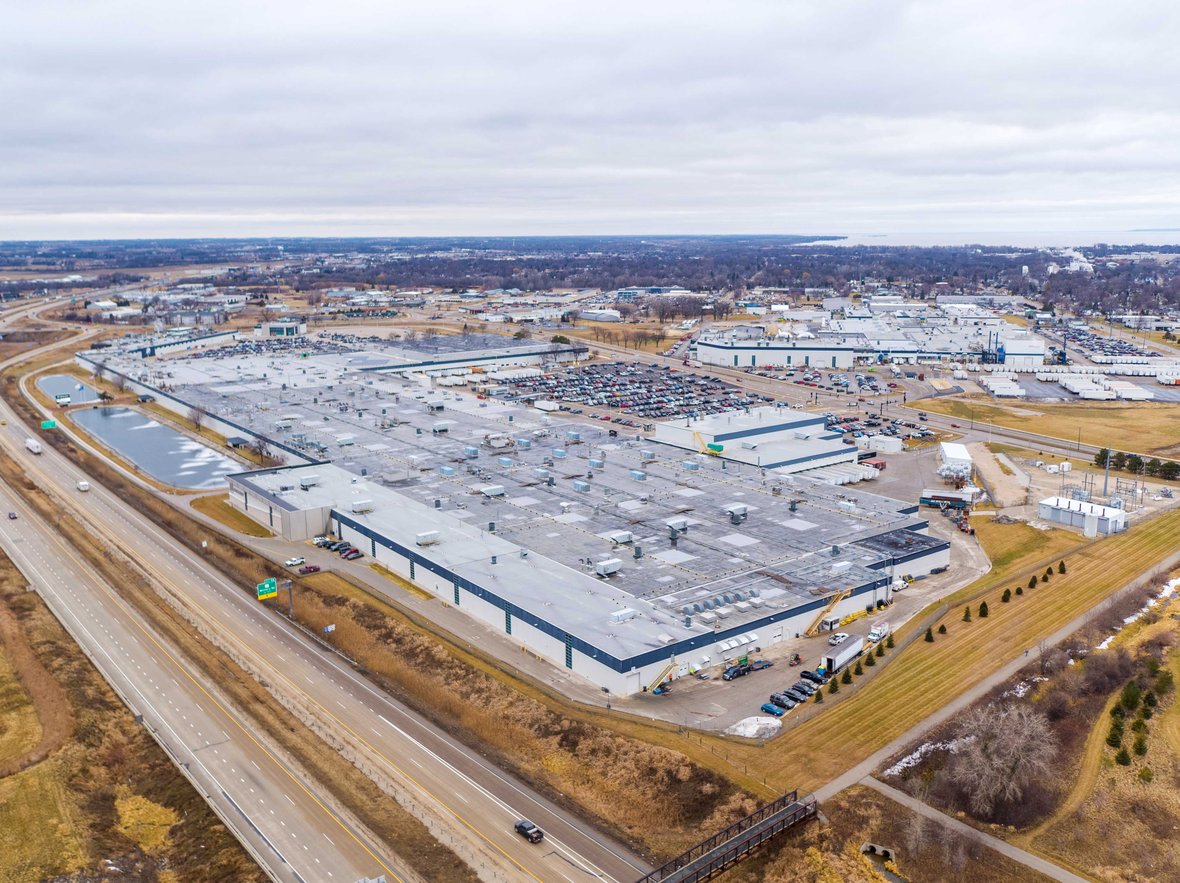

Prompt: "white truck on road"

[867,621,892,643]
[24,438,42,455]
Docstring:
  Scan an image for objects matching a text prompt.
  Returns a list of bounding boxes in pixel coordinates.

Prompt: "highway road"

[0,310,649,881]
[0,482,397,883]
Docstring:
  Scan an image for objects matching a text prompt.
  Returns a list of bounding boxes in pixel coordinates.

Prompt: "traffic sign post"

[256,577,278,600]
[40,420,56,430]
[323,623,335,635]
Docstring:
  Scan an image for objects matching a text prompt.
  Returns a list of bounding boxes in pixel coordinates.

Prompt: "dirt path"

[1015,692,1118,851]
[1160,646,1180,757]
[0,581,74,777]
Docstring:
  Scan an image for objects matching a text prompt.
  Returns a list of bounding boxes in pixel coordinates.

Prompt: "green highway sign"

[256,577,278,600]
[41,420,57,430]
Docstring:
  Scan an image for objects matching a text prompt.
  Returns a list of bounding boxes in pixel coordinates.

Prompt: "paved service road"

[0,485,398,883]
[0,334,648,882]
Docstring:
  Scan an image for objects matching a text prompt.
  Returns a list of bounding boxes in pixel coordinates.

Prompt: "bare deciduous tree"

[948,704,1057,816]
[188,404,208,430]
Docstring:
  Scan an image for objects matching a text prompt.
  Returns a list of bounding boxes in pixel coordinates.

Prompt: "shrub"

[1041,573,1049,583]
[1028,575,1038,590]
[938,623,947,634]
[1131,718,1147,733]
[1015,586,1023,596]
[1002,589,1011,603]
[963,606,972,622]
[841,669,852,684]
[1045,567,1053,579]
[829,680,839,695]
[875,643,885,658]
[1121,681,1141,711]
[1139,767,1154,783]
[1143,707,1153,720]
[1110,704,1126,719]
[1156,670,1174,694]
[1144,691,1158,708]
[886,634,894,649]
[1058,560,1066,574]
[1134,733,1148,756]
[925,627,935,642]
[865,653,876,667]
[1107,720,1124,748]
[854,661,863,676]
[979,601,989,618]
[814,690,824,703]
[1116,748,1132,766]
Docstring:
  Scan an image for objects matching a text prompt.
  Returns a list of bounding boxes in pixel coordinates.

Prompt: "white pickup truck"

[868,621,892,643]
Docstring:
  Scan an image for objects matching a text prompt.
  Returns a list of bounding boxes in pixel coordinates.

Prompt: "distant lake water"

[70,407,241,489]
[803,230,1180,249]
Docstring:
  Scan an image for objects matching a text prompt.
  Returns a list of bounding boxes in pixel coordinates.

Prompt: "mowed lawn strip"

[736,509,1180,792]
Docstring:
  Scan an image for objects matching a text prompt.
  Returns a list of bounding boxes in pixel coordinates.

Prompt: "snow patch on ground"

[1002,676,1048,699]
[1095,577,1179,651]
[883,736,975,777]
[725,717,783,739]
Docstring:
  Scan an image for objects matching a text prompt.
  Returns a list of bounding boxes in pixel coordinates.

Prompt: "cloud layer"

[2,0,1177,238]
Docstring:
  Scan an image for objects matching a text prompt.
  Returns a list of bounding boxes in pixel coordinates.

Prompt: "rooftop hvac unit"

[682,460,701,471]
[748,597,766,608]
[481,485,505,497]
[415,531,440,546]
[608,530,633,544]
[516,438,532,450]
[724,503,748,518]
[629,469,647,481]
[298,474,320,490]
[608,606,637,622]
[640,449,655,461]
[438,465,455,477]
[740,440,758,450]
[553,448,567,459]
[698,611,718,624]
[497,456,513,467]
[463,445,479,458]
[666,516,689,533]
[533,468,550,480]
[350,499,374,513]
[596,558,623,578]
[589,458,605,469]
[573,480,591,492]
[714,605,732,618]
[566,430,581,441]
[831,560,852,574]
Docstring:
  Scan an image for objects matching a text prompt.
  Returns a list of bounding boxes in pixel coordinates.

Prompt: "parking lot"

[495,361,773,420]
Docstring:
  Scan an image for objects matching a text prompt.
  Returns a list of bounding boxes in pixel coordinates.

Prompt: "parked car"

[298,565,321,575]
[342,549,363,560]
[722,665,750,681]
[792,681,817,696]
[800,670,827,685]
[6,512,16,520]
[782,687,811,703]
[285,557,305,567]
[760,702,785,717]
[770,693,796,709]
[313,536,330,546]
[335,544,354,554]
[514,820,544,843]
[828,632,850,646]
[748,659,774,671]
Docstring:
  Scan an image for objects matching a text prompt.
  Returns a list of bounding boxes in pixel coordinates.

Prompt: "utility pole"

[281,579,294,617]
[1103,447,1111,497]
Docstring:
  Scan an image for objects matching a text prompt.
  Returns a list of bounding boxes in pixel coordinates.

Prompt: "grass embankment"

[0,400,476,882]
[0,650,41,769]
[297,571,758,857]
[190,493,274,538]
[921,396,1180,458]
[718,785,1052,883]
[732,512,1179,792]
[0,550,264,882]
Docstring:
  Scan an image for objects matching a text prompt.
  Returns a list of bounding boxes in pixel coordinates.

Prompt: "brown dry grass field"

[0,650,40,772]
[921,395,1180,458]
[718,785,1052,883]
[0,550,265,882]
[190,493,274,537]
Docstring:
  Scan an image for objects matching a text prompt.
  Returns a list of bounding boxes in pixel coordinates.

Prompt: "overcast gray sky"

[2,0,1177,239]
